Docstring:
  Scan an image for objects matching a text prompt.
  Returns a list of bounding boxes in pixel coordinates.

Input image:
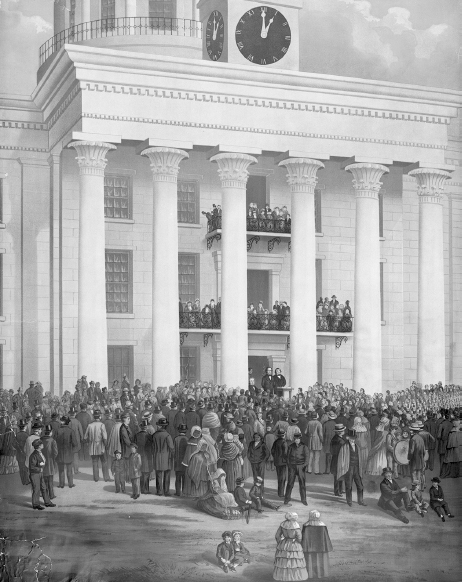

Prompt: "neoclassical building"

[0,0,461,394]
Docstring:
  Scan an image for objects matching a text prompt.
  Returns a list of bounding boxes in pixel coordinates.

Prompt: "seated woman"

[197,468,241,520]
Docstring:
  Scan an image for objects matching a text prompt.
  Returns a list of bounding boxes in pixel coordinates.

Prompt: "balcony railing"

[203,214,291,234]
[179,312,353,333]
[39,17,202,65]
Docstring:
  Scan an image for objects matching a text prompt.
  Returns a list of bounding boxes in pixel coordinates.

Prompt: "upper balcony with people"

[38,0,202,80]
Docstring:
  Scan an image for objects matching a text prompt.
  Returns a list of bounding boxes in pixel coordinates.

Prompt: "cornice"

[80,82,451,126]
[0,145,48,152]
[0,120,47,131]
[82,112,446,151]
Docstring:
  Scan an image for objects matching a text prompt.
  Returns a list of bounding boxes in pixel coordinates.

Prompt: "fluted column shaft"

[142,147,189,388]
[69,140,117,386]
[346,163,389,393]
[279,158,324,389]
[210,152,257,390]
[410,168,451,386]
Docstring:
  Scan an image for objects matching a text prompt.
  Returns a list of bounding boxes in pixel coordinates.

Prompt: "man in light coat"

[305,411,323,475]
[84,409,110,482]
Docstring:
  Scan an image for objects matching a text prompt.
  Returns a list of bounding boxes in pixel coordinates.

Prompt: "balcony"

[38,17,202,78]
[179,312,353,334]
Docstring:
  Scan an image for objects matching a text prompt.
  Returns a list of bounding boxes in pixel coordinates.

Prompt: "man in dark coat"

[185,404,201,436]
[41,424,58,500]
[337,428,366,507]
[423,412,438,471]
[323,411,337,474]
[330,424,345,497]
[368,408,381,446]
[166,401,178,440]
[437,414,453,469]
[14,419,30,486]
[173,424,188,496]
[76,403,92,461]
[29,439,55,510]
[68,406,84,474]
[247,433,269,490]
[271,429,288,497]
[152,418,174,496]
[134,419,153,494]
[284,432,309,506]
[56,416,77,488]
[272,369,286,397]
[120,412,133,483]
[49,413,61,438]
[378,467,411,523]
[261,367,274,396]
[408,423,426,490]
[429,476,455,522]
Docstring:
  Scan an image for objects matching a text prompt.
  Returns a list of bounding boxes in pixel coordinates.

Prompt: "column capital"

[210,152,257,188]
[69,141,117,176]
[409,167,452,204]
[278,158,325,193]
[141,147,189,183]
[345,162,389,199]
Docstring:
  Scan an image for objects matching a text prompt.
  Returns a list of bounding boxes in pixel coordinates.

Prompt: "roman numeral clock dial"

[235,6,291,65]
[205,10,225,61]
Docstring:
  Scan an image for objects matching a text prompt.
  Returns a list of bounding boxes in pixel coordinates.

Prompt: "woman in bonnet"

[273,512,308,581]
[301,510,333,578]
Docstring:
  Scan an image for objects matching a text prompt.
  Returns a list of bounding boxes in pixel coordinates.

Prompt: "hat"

[223,432,234,443]
[60,416,70,424]
[191,427,202,438]
[409,423,421,431]
[276,429,286,437]
[121,412,130,420]
[334,423,346,432]
[161,399,169,405]
[370,407,377,414]
[382,467,393,475]
[32,439,43,449]
[431,477,441,483]
[290,417,299,424]
[79,403,87,410]
[222,531,232,540]
[31,421,43,430]
[327,411,337,420]
[347,428,356,438]
[294,432,302,438]
[51,412,58,419]
[255,476,263,483]
[157,418,168,427]
[177,423,187,432]
[43,424,53,435]
[141,419,149,427]
[18,419,27,429]
[130,443,138,449]
[93,410,101,418]
[114,450,122,455]
[236,477,244,485]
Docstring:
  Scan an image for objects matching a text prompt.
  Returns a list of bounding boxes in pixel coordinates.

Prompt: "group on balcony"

[247,300,290,331]
[179,298,221,329]
[203,202,291,234]
[316,296,353,333]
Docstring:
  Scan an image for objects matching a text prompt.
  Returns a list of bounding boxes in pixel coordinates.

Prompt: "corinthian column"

[345,162,389,393]
[69,140,117,386]
[141,147,189,388]
[409,168,451,386]
[279,158,324,389]
[210,152,257,391]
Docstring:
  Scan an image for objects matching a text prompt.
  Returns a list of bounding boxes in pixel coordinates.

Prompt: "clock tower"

[198,0,301,70]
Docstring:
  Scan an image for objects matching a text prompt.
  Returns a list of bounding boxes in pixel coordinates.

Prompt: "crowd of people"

[178,296,353,333]
[0,376,460,529]
[203,202,292,233]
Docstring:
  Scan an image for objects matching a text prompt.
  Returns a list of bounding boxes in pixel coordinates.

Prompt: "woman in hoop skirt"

[273,512,308,581]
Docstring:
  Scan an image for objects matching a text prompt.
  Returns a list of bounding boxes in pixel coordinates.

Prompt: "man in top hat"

[41,424,58,500]
[29,439,56,510]
[56,416,77,488]
[166,401,178,440]
[247,432,270,491]
[437,413,453,469]
[24,421,43,471]
[76,403,92,461]
[306,411,323,475]
[261,367,275,397]
[185,404,201,436]
[271,429,288,497]
[134,418,153,494]
[284,432,309,506]
[408,422,426,491]
[120,412,134,483]
[423,411,438,471]
[14,419,31,485]
[272,368,287,398]
[152,417,174,496]
[68,406,84,474]
[378,467,411,524]
[85,409,110,482]
[337,428,366,507]
[322,410,337,475]
[174,423,188,496]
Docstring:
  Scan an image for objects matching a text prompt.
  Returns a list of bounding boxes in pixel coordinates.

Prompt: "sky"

[0,0,460,96]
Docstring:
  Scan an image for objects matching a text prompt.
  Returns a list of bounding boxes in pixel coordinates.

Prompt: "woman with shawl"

[199,428,219,473]
[202,404,221,442]
[365,417,390,476]
[352,416,369,477]
[440,418,461,479]
[0,414,19,475]
[273,512,308,581]
[301,510,333,579]
[182,426,203,495]
[184,442,210,498]
[197,468,241,520]
[221,432,244,493]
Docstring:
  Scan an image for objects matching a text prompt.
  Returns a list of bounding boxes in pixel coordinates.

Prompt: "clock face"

[235,6,291,66]
[205,10,225,61]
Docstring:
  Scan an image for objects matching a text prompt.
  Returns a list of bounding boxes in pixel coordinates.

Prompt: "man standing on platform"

[261,367,275,397]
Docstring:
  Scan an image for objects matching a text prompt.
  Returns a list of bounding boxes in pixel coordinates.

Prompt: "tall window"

[178,253,199,305]
[101,0,115,18]
[180,346,199,382]
[104,174,132,219]
[380,262,384,321]
[177,180,199,224]
[149,0,176,18]
[246,175,267,210]
[0,177,3,223]
[106,250,133,313]
[315,189,322,233]
[379,192,384,238]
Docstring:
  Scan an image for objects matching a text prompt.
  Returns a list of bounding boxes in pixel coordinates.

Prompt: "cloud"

[22,14,52,33]
[338,0,380,23]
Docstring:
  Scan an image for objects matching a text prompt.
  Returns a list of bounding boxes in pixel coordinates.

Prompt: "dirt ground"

[1,461,461,582]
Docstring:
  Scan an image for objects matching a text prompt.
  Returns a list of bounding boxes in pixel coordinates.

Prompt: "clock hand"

[212,16,218,41]
[261,10,267,38]
[261,15,274,39]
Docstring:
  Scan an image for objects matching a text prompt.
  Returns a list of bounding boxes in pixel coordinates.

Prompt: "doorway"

[247,270,270,311]
[248,355,269,386]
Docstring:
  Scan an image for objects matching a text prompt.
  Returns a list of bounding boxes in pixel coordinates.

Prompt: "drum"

[393,439,410,466]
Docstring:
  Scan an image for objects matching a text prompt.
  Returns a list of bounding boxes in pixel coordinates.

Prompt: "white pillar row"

[69,140,117,387]
[345,162,389,393]
[210,152,257,391]
[141,147,189,388]
[409,168,452,386]
[278,158,324,390]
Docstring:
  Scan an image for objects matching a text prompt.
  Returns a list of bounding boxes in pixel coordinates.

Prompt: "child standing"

[409,480,429,517]
[111,450,126,493]
[128,443,142,499]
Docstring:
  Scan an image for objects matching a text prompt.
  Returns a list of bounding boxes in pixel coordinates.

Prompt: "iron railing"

[39,17,202,65]
[179,311,353,333]
[203,213,291,234]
